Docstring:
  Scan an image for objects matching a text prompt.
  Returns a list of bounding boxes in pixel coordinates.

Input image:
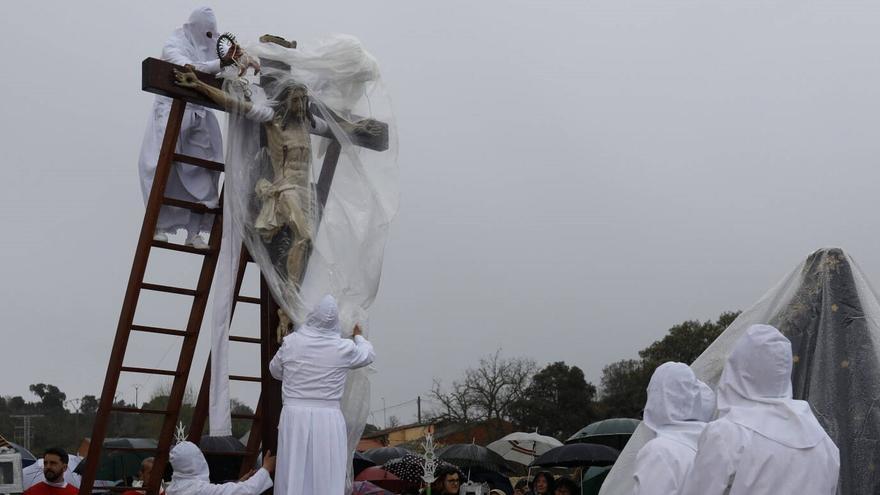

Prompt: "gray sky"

[3,0,880,428]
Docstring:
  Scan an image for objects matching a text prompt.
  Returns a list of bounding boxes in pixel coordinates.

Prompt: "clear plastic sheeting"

[208,34,397,490]
[600,248,880,495]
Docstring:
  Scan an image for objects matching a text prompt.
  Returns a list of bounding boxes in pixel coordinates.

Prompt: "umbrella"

[487,432,563,466]
[355,466,411,493]
[565,419,639,450]
[468,468,514,495]
[581,465,612,495]
[363,446,412,465]
[353,451,377,476]
[383,454,463,484]
[74,438,157,482]
[5,441,37,467]
[438,444,515,474]
[352,480,395,495]
[200,435,246,483]
[530,443,619,468]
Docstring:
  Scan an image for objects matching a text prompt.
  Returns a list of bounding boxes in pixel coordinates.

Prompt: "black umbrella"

[75,438,158,482]
[200,435,247,483]
[364,446,412,465]
[383,454,463,484]
[353,451,376,476]
[438,444,515,474]
[530,443,619,468]
[468,467,513,495]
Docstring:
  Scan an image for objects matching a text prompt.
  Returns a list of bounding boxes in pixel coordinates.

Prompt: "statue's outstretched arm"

[173,65,272,122]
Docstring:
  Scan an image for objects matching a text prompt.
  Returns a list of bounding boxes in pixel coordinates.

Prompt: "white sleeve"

[632,443,679,495]
[244,102,275,123]
[679,423,737,495]
[162,43,222,74]
[204,467,273,495]
[269,338,288,380]
[345,336,375,369]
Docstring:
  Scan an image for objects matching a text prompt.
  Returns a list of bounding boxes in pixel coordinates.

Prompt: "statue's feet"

[153,231,169,242]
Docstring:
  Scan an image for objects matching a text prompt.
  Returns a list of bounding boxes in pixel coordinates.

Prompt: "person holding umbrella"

[529,471,555,495]
[428,465,462,495]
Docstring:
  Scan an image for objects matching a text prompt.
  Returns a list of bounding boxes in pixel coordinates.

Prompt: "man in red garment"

[23,448,78,495]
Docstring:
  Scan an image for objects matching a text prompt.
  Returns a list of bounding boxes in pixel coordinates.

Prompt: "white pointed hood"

[642,362,706,451]
[169,6,218,64]
[299,294,342,337]
[166,441,210,495]
[717,324,826,448]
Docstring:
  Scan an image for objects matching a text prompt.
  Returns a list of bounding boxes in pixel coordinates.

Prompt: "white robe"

[679,325,840,495]
[269,295,375,495]
[138,7,222,235]
[632,362,708,495]
[165,441,272,495]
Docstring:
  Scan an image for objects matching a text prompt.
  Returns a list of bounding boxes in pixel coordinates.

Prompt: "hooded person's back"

[165,442,271,495]
[680,324,839,495]
[633,362,710,495]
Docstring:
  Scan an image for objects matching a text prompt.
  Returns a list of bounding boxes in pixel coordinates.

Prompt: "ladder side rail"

[79,98,188,495]
[239,399,263,477]
[146,196,225,495]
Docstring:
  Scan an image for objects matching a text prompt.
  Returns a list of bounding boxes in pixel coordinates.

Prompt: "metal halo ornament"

[216,32,238,60]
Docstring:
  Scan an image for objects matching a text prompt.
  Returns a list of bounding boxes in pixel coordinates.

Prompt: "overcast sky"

[3,0,880,429]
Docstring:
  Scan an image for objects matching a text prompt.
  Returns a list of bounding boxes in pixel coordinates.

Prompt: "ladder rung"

[131,324,188,337]
[174,153,225,172]
[162,197,222,214]
[103,446,158,452]
[236,295,261,304]
[229,375,261,382]
[152,240,212,255]
[229,335,261,344]
[110,406,168,415]
[142,283,198,296]
[232,413,258,420]
[121,366,178,377]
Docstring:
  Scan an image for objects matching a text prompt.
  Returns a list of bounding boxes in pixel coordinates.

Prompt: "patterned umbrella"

[354,466,412,493]
[383,454,463,484]
[487,432,563,466]
[363,446,412,465]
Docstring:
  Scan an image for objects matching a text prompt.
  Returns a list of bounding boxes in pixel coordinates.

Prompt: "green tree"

[80,395,99,415]
[29,384,66,410]
[597,311,741,419]
[510,362,598,439]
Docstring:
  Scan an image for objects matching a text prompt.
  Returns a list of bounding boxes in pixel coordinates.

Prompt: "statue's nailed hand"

[352,119,384,138]
[173,65,201,89]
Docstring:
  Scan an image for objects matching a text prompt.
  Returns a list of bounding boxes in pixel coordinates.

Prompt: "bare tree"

[429,350,536,424]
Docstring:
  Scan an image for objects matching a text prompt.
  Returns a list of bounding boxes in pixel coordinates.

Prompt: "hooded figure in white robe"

[138,6,223,245]
[679,324,840,495]
[269,294,375,495]
[165,441,272,495]
[633,362,709,495]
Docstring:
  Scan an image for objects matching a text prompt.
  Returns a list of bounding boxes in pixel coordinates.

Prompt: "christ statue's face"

[285,87,308,119]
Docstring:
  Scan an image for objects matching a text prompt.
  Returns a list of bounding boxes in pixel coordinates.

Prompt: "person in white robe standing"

[679,324,840,495]
[138,6,224,248]
[165,441,274,495]
[269,294,375,495]
[632,362,710,495]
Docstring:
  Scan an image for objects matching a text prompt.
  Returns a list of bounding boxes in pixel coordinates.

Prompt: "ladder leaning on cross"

[78,57,389,495]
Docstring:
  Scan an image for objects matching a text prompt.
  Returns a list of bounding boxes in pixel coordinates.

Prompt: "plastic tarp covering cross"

[600,248,880,495]
[207,34,398,491]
